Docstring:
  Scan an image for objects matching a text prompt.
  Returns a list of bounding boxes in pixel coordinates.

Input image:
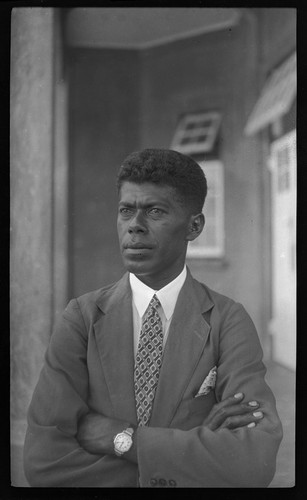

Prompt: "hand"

[202,393,264,431]
[76,412,129,456]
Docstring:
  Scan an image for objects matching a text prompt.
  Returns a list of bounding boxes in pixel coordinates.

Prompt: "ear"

[185,213,205,242]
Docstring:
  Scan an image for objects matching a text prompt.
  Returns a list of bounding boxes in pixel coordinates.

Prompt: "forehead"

[118,181,183,207]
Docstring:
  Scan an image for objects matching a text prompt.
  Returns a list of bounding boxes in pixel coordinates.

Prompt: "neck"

[134,266,185,290]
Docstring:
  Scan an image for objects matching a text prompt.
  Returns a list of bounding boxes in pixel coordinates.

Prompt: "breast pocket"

[172,390,217,430]
[187,390,217,416]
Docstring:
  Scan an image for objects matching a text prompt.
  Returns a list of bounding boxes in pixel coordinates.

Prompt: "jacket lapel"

[93,273,137,425]
[149,270,214,427]
[92,270,214,428]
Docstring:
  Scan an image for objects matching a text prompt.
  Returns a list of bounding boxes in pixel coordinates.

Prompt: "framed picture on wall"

[187,160,225,258]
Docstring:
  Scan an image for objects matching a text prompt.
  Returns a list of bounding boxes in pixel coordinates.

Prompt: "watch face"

[115,433,132,453]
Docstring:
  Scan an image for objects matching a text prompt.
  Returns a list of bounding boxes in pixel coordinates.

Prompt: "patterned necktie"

[134,294,163,426]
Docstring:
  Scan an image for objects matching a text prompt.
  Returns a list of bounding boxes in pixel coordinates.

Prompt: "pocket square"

[195,366,217,397]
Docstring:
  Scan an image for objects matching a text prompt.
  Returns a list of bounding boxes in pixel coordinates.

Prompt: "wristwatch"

[113,427,134,456]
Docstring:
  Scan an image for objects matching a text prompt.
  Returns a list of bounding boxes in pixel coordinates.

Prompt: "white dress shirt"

[129,266,187,357]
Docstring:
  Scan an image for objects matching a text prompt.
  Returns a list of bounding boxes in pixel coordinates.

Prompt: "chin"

[123,259,152,276]
[127,266,150,276]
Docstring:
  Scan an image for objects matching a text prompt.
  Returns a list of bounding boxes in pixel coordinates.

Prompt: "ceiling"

[66,8,242,50]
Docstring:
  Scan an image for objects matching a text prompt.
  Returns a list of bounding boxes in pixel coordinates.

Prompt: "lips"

[125,242,153,250]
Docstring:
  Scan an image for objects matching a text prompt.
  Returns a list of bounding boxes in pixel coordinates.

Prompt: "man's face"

[117,181,196,288]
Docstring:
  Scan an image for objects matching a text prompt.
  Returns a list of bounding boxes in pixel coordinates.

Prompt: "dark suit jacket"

[23,269,282,487]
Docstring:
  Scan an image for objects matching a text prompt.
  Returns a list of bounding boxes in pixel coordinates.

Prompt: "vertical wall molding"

[10,7,68,485]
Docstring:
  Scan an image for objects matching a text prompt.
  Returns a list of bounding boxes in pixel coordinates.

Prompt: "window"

[171,111,221,154]
[171,110,224,258]
[187,160,224,258]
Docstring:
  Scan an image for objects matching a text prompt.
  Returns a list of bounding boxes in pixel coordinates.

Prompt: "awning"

[245,52,296,136]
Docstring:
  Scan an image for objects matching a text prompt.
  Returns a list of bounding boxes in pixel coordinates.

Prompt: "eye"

[119,207,133,216]
[148,208,163,216]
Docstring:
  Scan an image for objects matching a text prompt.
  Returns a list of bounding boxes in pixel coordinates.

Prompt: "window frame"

[171,111,222,154]
[187,160,225,259]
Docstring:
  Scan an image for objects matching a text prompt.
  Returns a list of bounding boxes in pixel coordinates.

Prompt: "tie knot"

[149,294,160,311]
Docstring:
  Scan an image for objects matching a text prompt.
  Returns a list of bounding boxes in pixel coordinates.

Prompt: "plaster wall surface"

[68,49,140,295]
[138,19,263,336]
[67,9,296,344]
[258,8,296,72]
[10,7,56,486]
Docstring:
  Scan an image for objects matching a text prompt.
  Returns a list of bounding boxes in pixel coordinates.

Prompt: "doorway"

[268,130,296,370]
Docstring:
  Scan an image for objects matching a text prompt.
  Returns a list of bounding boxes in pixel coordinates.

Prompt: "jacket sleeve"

[23,299,136,487]
[136,302,283,488]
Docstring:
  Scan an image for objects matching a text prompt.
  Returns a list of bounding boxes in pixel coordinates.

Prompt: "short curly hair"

[117,149,207,214]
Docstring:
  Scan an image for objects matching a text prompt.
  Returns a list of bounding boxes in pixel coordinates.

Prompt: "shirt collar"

[129,265,187,320]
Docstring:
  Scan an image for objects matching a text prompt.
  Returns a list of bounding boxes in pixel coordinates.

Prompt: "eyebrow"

[118,200,169,209]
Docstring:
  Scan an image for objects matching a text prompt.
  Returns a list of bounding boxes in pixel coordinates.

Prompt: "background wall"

[138,15,262,329]
[68,12,264,340]
[10,7,68,486]
[68,49,141,295]
[258,8,296,72]
[67,9,295,352]
[10,7,54,451]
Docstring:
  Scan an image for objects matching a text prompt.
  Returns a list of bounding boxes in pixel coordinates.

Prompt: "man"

[24,149,282,487]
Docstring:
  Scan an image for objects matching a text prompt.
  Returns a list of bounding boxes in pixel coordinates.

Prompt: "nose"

[128,211,147,234]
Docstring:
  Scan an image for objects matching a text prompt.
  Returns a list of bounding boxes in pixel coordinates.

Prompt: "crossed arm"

[24,299,282,487]
[76,392,265,463]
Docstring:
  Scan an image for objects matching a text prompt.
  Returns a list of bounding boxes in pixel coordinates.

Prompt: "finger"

[203,393,244,424]
[218,392,245,409]
[203,393,261,430]
[219,402,261,418]
[213,393,260,416]
[219,411,264,430]
[205,402,261,431]
[247,422,256,428]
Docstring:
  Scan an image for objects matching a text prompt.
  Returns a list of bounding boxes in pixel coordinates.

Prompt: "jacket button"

[159,478,167,486]
[169,479,177,487]
[150,478,157,486]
